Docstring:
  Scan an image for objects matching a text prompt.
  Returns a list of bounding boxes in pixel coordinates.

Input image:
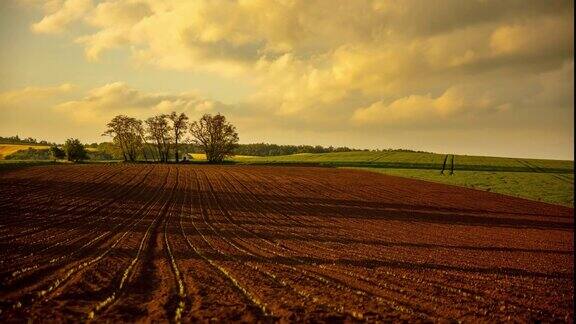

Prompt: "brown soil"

[0,164,573,322]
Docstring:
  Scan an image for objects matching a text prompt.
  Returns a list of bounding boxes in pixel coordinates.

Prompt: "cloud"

[0,81,237,143]
[8,0,574,158]
[31,0,92,34]
[490,16,573,59]
[0,83,78,142]
[26,0,570,68]
[20,1,576,111]
[351,86,507,126]
[53,82,230,123]
[0,83,75,106]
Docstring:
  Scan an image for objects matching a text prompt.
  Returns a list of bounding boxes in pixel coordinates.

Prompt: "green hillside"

[235,151,573,173]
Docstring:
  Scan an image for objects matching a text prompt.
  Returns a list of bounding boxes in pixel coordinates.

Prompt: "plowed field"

[0,164,573,322]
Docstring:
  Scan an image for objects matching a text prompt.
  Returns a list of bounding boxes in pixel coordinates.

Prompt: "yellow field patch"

[0,144,50,159]
[188,153,207,160]
[184,153,256,161]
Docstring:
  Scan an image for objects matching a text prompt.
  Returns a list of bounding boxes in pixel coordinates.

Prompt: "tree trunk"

[175,138,179,163]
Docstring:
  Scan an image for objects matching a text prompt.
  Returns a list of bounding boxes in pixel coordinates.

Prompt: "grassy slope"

[235,151,573,171]
[0,144,102,160]
[0,144,50,159]
[235,151,442,163]
[234,151,574,206]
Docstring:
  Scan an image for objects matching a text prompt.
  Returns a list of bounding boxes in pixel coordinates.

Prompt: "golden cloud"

[53,82,229,123]
[0,83,75,106]
[31,0,92,34]
[21,0,575,132]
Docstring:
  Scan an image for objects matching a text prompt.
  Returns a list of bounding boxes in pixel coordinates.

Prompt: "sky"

[0,0,573,160]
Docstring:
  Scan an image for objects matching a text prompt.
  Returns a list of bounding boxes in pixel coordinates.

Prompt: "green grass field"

[235,151,573,170]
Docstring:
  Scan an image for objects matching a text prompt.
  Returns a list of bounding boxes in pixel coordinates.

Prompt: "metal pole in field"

[450,155,455,175]
[441,154,448,175]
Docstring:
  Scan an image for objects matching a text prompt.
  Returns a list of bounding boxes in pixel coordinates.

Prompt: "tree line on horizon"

[0,135,54,146]
[1,133,433,162]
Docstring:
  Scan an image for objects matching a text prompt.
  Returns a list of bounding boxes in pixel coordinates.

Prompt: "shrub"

[64,138,89,162]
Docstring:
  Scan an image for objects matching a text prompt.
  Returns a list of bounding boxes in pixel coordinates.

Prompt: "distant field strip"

[236,151,573,174]
[0,145,49,159]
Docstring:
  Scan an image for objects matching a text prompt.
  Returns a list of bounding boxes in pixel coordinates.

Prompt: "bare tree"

[145,114,172,162]
[133,120,151,162]
[103,115,145,162]
[168,112,189,163]
[189,113,238,163]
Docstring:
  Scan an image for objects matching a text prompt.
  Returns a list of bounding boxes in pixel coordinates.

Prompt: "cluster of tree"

[0,135,53,145]
[190,114,238,163]
[233,146,432,156]
[85,150,115,161]
[63,139,89,162]
[232,143,360,156]
[49,146,65,160]
[373,148,432,154]
[103,116,148,162]
[158,143,432,157]
[85,142,124,160]
[47,139,88,162]
[3,132,432,162]
[103,112,239,163]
